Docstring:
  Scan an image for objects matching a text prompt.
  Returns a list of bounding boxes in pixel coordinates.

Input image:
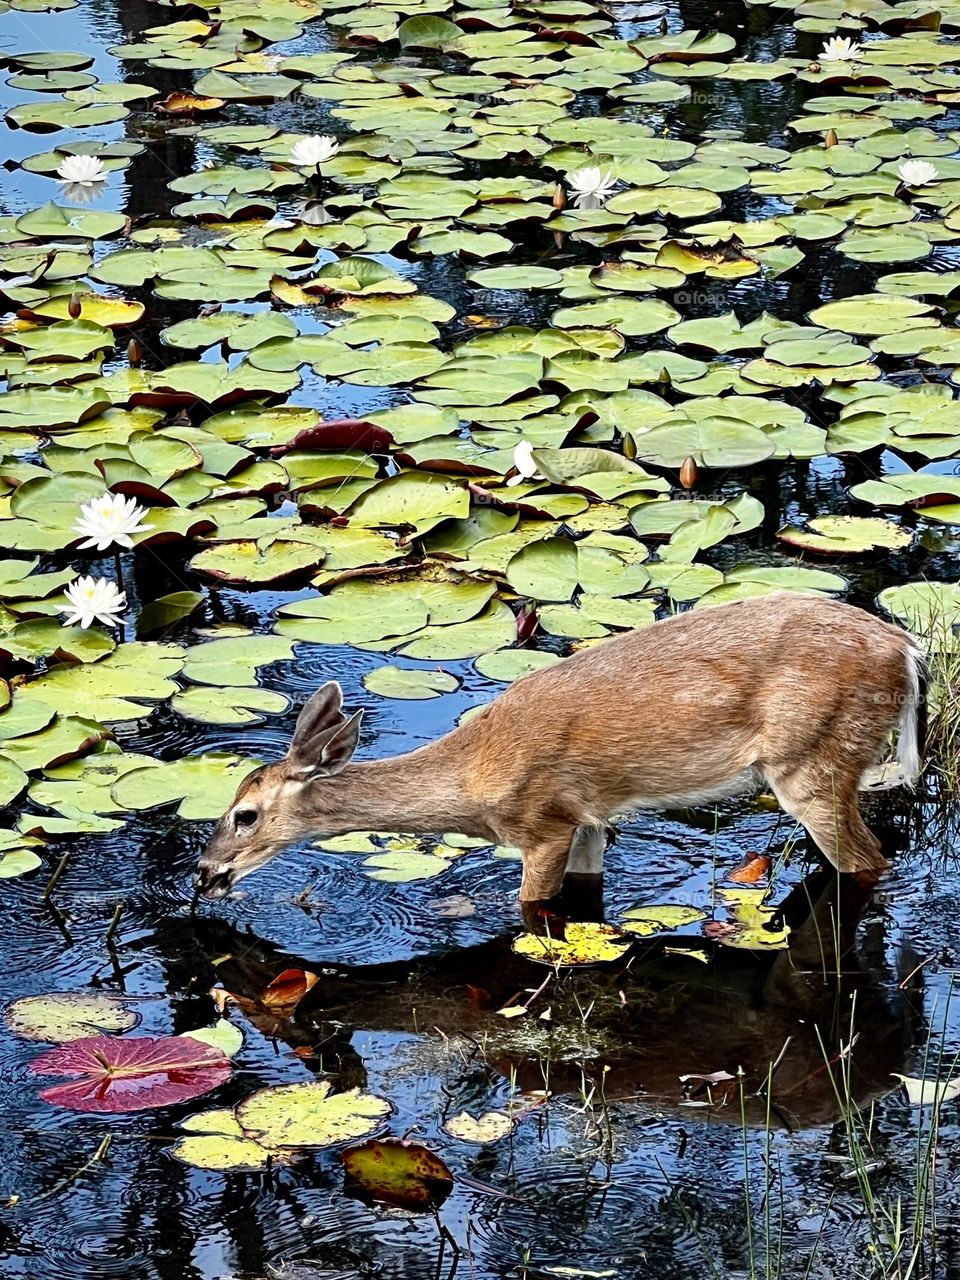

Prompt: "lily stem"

[42,849,73,902]
[104,901,124,947]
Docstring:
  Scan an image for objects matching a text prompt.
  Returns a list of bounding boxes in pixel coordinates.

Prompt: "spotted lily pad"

[169,1108,287,1172]
[511,922,633,967]
[342,1138,454,1211]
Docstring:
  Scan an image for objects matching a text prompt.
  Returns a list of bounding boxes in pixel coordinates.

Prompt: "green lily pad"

[181,636,294,688]
[17,644,184,722]
[878,582,960,634]
[172,687,289,726]
[473,649,563,682]
[362,667,460,699]
[169,1109,285,1172]
[778,516,911,554]
[0,830,44,880]
[110,754,261,821]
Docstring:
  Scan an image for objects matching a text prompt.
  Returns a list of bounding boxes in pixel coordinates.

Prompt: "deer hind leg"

[765,765,889,874]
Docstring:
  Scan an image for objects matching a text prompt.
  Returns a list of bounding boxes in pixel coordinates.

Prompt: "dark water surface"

[0,2,959,1279]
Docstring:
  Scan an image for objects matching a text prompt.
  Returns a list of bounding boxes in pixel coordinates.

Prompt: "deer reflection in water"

[178,867,923,1132]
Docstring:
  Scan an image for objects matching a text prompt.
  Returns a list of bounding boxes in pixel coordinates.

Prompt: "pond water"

[0,0,960,1278]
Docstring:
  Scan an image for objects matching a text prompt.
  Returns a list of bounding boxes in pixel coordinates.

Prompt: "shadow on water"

[173,866,923,1132]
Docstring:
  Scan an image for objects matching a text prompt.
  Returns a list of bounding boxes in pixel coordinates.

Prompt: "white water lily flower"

[290,134,340,168]
[819,36,862,62]
[56,154,107,186]
[506,439,542,487]
[62,576,126,630]
[898,159,939,186]
[566,166,617,209]
[73,492,153,551]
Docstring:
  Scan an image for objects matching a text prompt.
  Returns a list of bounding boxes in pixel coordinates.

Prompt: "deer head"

[195,682,363,898]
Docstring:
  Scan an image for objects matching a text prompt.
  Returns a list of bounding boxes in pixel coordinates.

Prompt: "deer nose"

[196,863,235,899]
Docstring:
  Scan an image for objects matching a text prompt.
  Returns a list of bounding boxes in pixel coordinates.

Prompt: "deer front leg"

[518,826,577,935]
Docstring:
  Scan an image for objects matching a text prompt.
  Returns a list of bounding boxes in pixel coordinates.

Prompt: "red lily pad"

[272,418,393,455]
[30,1033,231,1113]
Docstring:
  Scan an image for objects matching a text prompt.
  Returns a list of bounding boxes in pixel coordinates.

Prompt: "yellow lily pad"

[620,904,708,936]
[169,1107,287,1171]
[511,922,633,967]
[443,1110,515,1144]
[715,887,790,950]
[236,1080,391,1149]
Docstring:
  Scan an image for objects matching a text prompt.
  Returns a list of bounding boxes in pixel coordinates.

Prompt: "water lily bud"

[657,366,671,385]
[623,432,637,461]
[824,128,838,148]
[680,455,698,490]
[552,182,565,211]
[553,230,564,251]
[127,337,143,367]
[659,15,668,31]
[68,292,82,319]
[516,601,538,644]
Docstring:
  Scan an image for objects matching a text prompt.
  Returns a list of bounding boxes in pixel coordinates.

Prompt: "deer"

[195,593,927,921]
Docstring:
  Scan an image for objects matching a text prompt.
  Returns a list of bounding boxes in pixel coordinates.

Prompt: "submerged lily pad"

[5,993,138,1042]
[778,515,911,554]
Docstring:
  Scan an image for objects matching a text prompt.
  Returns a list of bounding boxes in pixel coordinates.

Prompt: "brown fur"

[197,594,919,902]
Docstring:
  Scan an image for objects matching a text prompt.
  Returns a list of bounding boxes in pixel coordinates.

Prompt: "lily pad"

[778,516,911,554]
[111,754,261,821]
[620,904,708,936]
[5,993,139,1042]
[443,1110,515,1144]
[343,1138,454,1211]
[237,1081,390,1149]
[511,922,633,967]
[362,667,460,699]
[169,1109,285,1172]
[30,1033,231,1113]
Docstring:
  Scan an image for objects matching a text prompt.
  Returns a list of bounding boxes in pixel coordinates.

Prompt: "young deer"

[196,594,926,912]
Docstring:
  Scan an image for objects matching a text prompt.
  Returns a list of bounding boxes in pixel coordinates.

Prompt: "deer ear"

[288,691,362,780]
[290,681,344,750]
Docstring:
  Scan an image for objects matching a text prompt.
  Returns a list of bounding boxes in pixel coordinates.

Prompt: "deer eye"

[234,808,258,830]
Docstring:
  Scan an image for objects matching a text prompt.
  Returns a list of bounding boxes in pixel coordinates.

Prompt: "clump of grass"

[917,608,960,793]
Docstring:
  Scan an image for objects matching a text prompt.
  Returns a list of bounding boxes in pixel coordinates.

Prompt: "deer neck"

[307,742,494,842]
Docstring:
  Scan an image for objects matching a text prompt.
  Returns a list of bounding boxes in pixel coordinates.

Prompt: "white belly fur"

[616,766,763,815]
